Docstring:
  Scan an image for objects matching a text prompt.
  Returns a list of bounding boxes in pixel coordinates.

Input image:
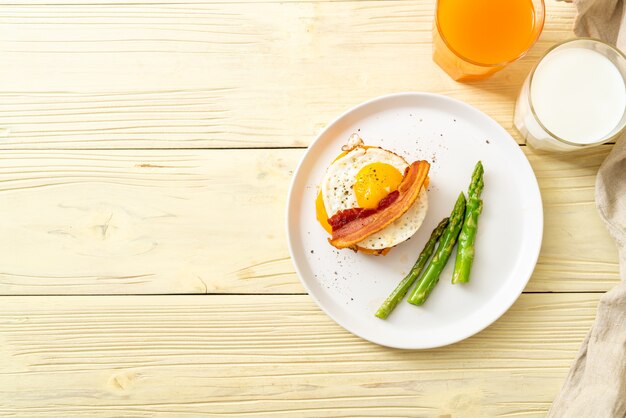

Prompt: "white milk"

[515,41,626,150]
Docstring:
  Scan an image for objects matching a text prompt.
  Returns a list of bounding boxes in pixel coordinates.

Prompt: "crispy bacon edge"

[328,160,430,249]
[355,246,391,256]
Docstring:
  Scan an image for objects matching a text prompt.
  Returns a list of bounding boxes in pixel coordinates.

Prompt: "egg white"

[321,147,428,250]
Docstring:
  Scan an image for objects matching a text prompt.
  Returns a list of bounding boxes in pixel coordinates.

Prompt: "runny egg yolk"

[354,163,403,209]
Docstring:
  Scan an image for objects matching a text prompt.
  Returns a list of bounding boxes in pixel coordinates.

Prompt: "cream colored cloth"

[548,1,626,416]
[569,0,626,46]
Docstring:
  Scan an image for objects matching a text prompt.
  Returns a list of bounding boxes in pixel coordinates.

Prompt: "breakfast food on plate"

[377,161,484,318]
[452,161,485,284]
[408,192,466,306]
[375,217,449,319]
[316,134,430,254]
[315,134,485,316]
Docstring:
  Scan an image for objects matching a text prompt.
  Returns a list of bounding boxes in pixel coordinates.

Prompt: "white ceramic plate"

[286,93,543,349]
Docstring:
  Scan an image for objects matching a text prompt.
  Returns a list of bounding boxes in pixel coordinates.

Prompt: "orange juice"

[434,0,544,81]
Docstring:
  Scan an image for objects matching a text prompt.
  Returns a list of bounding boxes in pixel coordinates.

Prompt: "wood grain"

[0,293,598,417]
[0,146,618,295]
[0,149,293,294]
[0,2,606,417]
[526,146,621,290]
[0,1,575,149]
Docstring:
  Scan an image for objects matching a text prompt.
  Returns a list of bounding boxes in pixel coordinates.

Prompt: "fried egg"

[316,144,429,251]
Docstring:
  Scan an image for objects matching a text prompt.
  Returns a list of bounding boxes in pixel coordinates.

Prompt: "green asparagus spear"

[452,161,484,284]
[407,193,466,305]
[375,217,450,319]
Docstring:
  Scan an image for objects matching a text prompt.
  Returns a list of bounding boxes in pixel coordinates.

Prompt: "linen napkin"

[548,1,626,416]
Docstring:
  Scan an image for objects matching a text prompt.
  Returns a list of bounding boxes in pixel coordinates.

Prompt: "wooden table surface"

[0,1,620,416]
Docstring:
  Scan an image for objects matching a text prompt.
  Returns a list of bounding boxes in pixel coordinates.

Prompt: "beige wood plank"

[0,147,618,294]
[0,293,597,417]
[0,149,293,294]
[526,146,621,290]
[0,1,575,148]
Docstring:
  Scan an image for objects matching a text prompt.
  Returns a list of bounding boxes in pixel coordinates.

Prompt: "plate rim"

[285,92,544,349]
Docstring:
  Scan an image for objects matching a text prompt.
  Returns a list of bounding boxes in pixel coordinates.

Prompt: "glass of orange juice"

[433,0,545,81]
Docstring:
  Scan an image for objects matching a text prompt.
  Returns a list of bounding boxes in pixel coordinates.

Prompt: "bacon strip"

[328,160,430,249]
[328,190,399,232]
[328,208,374,232]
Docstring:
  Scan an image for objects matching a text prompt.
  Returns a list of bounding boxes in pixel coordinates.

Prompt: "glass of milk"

[514,38,626,151]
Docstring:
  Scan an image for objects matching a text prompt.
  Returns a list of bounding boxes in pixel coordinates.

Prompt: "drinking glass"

[514,38,626,151]
[433,0,545,81]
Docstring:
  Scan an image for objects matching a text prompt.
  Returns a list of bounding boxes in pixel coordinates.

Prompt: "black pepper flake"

[310,250,314,254]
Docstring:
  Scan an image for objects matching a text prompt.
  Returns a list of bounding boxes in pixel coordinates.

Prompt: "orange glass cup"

[433,0,545,82]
